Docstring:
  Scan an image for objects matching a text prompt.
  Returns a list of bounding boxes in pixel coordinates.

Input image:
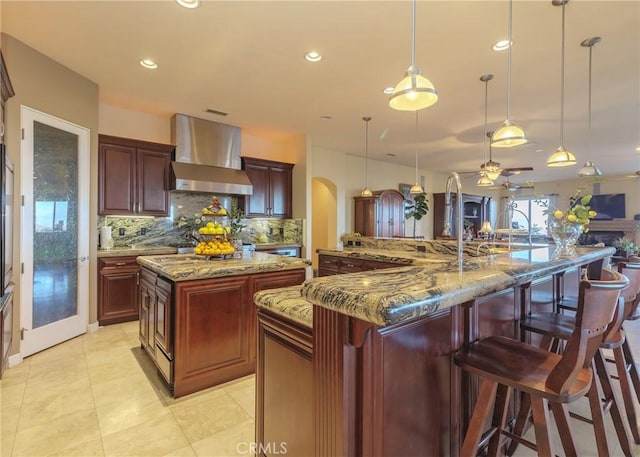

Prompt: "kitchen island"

[253,237,613,456]
[136,252,310,398]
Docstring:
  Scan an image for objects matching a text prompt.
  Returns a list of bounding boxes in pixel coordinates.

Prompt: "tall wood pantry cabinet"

[98,135,174,216]
[354,189,406,238]
[432,193,491,238]
[242,157,293,218]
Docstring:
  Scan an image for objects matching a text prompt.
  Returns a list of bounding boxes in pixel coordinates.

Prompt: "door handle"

[79,256,89,262]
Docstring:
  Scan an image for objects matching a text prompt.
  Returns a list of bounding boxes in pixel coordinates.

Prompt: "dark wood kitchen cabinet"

[98,256,140,325]
[317,254,400,277]
[98,135,174,216]
[242,157,293,218]
[139,266,306,398]
[432,192,491,238]
[354,189,405,238]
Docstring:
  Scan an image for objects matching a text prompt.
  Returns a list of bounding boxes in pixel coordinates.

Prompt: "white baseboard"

[8,352,23,368]
[87,321,99,333]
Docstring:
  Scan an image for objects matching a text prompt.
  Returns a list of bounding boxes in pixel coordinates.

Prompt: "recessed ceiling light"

[636,146,640,151]
[176,0,199,8]
[383,87,394,95]
[139,59,158,69]
[492,39,512,51]
[304,51,322,62]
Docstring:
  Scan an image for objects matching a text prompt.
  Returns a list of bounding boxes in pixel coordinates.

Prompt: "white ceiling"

[2,0,639,186]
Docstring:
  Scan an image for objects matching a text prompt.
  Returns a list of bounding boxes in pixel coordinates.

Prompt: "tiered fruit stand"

[193,198,236,259]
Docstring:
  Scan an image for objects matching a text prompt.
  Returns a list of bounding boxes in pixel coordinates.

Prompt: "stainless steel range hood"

[170,114,253,195]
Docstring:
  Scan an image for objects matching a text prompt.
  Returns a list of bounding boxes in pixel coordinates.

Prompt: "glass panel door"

[20,106,89,357]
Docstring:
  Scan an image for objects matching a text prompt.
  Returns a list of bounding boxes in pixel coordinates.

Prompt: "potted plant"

[404,192,429,238]
[613,235,637,258]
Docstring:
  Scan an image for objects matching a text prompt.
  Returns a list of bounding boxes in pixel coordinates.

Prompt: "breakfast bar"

[253,237,614,456]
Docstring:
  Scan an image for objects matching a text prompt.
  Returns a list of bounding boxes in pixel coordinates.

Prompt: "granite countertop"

[97,246,177,257]
[137,251,311,282]
[294,243,615,327]
[253,286,313,328]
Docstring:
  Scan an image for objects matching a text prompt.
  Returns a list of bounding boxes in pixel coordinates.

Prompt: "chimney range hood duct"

[170,113,253,195]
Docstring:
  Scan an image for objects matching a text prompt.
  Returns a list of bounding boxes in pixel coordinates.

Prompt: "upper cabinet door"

[99,142,136,214]
[243,157,293,218]
[98,135,174,216]
[269,165,292,218]
[137,148,170,215]
[244,161,270,217]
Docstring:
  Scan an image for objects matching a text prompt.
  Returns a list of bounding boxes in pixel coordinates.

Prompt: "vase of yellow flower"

[547,189,597,257]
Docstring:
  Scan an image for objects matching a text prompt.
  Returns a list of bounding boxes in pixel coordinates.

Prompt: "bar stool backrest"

[618,260,640,319]
[546,268,628,395]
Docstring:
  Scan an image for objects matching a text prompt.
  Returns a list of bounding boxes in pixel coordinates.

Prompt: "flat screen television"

[589,193,626,220]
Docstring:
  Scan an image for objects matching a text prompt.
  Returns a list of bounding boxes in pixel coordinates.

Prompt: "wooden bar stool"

[455,268,628,457]
[513,263,640,457]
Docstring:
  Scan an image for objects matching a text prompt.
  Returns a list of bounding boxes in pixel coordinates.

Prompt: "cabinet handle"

[115,262,126,266]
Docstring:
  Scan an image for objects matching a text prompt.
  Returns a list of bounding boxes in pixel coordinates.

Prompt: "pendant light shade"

[492,120,527,148]
[547,0,576,167]
[361,116,373,197]
[547,145,576,167]
[577,36,603,177]
[577,161,602,177]
[491,0,527,148]
[389,0,438,111]
[410,111,424,195]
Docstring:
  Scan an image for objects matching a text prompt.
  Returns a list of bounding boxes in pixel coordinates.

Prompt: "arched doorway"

[311,178,337,272]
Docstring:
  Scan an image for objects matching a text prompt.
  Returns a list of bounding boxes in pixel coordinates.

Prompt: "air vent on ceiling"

[205,108,228,116]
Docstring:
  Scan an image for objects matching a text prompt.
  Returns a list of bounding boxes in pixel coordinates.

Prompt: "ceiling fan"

[487,171,535,192]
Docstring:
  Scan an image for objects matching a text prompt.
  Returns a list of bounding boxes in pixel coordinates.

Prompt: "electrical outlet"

[119,228,125,236]
[140,228,147,235]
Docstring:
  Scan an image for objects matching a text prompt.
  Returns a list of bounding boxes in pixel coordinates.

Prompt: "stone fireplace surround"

[580,219,640,251]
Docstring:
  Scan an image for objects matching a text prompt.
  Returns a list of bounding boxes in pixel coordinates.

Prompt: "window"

[511,197,551,235]
[35,201,69,232]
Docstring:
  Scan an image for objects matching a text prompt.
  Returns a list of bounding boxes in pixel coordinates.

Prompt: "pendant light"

[491,0,527,148]
[478,74,495,187]
[361,116,373,197]
[409,111,424,194]
[577,36,603,177]
[547,0,577,167]
[389,0,438,111]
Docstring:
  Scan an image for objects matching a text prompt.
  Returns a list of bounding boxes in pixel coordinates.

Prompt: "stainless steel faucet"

[442,171,464,265]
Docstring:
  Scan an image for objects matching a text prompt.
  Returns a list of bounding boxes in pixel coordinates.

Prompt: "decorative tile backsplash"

[97,192,303,249]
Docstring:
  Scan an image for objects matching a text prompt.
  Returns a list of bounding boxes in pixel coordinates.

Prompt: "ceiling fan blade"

[502,167,534,173]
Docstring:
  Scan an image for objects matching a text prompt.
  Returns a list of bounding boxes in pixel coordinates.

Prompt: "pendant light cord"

[411,0,416,69]
[506,0,513,120]
[560,1,566,146]
[587,43,592,159]
[484,77,489,163]
[365,118,369,189]
[415,111,419,184]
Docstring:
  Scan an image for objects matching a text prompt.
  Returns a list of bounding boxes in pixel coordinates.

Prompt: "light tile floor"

[1,318,639,456]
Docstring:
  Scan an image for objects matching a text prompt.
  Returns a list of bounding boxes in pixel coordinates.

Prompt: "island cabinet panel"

[256,310,313,457]
[251,270,307,364]
[314,306,464,457]
[138,268,157,360]
[98,256,140,325]
[174,276,253,398]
